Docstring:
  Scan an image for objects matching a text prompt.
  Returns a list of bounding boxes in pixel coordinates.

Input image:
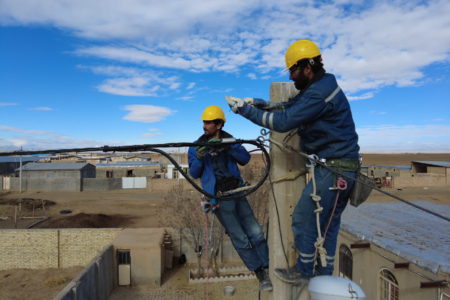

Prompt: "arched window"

[339,244,353,279]
[380,269,399,300]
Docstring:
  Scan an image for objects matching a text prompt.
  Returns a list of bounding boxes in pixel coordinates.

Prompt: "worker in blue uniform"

[188,105,273,291]
[225,40,360,284]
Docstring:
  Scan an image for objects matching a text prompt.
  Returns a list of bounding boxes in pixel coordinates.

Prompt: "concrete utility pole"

[265,82,309,300]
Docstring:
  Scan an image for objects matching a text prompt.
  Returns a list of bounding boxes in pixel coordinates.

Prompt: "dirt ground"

[0,153,449,299]
[0,266,84,300]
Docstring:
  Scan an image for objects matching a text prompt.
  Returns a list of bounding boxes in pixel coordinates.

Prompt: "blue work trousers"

[214,197,269,271]
[292,166,355,276]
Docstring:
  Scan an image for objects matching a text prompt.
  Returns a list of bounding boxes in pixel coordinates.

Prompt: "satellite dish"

[308,276,366,300]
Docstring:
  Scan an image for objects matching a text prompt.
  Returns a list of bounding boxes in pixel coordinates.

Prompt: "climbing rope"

[258,129,450,223]
[306,156,327,267]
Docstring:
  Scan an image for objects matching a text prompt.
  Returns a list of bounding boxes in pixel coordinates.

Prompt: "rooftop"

[0,156,44,163]
[341,201,450,274]
[412,161,450,168]
[96,162,160,167]
[18,162,92,171]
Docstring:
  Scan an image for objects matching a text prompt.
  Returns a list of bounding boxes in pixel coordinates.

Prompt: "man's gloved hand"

[243,97,267,108]
[200,201,212,213]
[225,96,245,113]
[196,146,209,160]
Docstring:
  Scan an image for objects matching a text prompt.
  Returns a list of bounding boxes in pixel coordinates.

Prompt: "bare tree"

[240,157,270,227]
[165,183,204,276]
[165,182,225,278]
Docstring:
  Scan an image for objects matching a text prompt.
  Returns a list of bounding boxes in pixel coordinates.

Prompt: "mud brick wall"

[0,229,122,270]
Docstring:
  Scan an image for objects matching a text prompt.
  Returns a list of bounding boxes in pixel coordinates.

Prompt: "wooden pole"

[265,82,309,300]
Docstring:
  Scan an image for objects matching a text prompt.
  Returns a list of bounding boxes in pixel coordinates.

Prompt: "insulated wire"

[0,139,271,202]
[264,132,450,223]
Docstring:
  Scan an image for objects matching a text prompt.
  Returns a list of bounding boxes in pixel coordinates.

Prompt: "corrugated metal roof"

[0,156,44,163]
[412,161,450,168]
[18,162,92,171]
[341,201,450,274]
[96,161,160,168]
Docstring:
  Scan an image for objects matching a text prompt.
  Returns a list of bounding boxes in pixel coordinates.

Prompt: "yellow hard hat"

[201,105,226,122]
[285,39,321,70]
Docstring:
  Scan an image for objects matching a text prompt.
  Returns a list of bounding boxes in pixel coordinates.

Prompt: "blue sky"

[1,0,450,152]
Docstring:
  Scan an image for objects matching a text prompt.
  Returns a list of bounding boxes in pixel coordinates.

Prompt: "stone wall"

[0,228,121,270]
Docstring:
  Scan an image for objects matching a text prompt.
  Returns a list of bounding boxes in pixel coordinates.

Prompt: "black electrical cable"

[260,129,450,223]
[312,160,450,223]
[0,139,271,201]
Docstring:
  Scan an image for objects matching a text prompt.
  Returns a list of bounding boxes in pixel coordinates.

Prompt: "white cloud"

[0,125,50,136]
[177,96,194,101]
[123,105,175,123]
[0,102,18,106]
[0,125,116,150]
[357,124,450,152]
[2,0,450,99]
[187,82,196,90]
[247,73,257,80]
[347,92,376,101]
[30,106,53,111]
[79,65,180,96]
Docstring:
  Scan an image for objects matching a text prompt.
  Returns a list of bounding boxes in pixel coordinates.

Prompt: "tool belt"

[325,158,374,207]
[215,177,241,194]
[325,158,360,172]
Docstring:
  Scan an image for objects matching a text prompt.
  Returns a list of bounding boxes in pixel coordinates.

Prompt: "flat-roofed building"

[96,161,161,178]
[337,201,449,300]
[13,162,96,191]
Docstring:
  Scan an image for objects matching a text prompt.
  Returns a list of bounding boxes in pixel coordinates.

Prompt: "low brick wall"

[0,229,122,270]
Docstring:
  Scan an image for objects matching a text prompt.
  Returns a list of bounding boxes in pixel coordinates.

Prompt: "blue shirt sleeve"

[239,88,328,132]
[227,143,250,166]
[188,146,204,178]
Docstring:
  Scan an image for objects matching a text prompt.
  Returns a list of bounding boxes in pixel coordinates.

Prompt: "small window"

[172,168,179,179]
[380,269,399,300]
[127,170,134,177]
[339,244,353,280]
[106,170,114,178]
[117,249,131,265]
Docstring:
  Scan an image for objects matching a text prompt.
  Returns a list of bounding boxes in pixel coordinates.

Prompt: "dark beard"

[294,72,310,90]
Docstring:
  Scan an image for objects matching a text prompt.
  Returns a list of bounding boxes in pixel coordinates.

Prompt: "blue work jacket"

[239,73,359,159]
[188,131,250,202]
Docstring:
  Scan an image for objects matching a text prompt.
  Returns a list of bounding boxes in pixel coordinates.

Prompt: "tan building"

[337,201,449,300]
[96,161,161,178]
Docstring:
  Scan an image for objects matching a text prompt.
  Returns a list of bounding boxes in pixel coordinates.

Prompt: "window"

[117,249,131,265]
[172,168,179,179]
[106,170,113,178]
[380,269,399,300]
[127,170,134,177]
[339,244,353,279]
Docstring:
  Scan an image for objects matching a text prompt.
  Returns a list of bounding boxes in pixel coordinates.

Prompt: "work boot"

[274,266,310,285]
[255,267,273,292]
